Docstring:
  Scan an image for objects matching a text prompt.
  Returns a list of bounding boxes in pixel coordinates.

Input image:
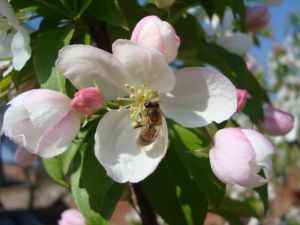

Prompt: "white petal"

[217,32,253,55]
[0,32,13,58]
[56,45,131,100]
[112,39,175,93]
[37,111,80,158]
[160,67,237,128]
[0,0,18,26]
[94,109,168,183]
[3,105,43,152]
[242,129,274,178]
[11,28,31,70]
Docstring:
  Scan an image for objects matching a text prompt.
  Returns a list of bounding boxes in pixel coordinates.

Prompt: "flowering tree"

[0,0,293,224]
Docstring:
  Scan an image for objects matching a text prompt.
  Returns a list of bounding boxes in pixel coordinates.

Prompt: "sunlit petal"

[160,67,237,128]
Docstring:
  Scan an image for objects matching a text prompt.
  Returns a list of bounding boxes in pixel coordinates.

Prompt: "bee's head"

[144,101,159,108]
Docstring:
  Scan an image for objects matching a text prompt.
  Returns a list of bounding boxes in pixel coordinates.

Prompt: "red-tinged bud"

[71,87,104,116]
[236,89,248,112]
[245,6,270,33]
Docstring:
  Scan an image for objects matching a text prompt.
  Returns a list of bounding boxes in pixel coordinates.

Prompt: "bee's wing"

[139,116,168,158]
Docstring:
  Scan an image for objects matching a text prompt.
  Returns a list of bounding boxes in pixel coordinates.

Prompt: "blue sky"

[251,0,300,70]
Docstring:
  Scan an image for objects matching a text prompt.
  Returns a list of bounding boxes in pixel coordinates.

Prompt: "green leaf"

[243,98,264,122]
[87,0,128,30]
[214,211,244,225]
[142,148,208,225]
[71,153,108,225]
[80,139,125,219]
[219,198,260,218]
[43,157,68,187]
[168,121,226,208]
[42,121,95,187]
[209,44,265,102]
[117,0,145,30]
[68,120,125,221]
[41,68,66,92]
[33,29,74,85]
[254,183,269,214]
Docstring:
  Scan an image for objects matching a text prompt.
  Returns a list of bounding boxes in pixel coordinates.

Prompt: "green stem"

[35,0,72,19]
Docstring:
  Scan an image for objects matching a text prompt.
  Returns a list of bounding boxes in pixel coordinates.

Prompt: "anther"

[124,83,131,88]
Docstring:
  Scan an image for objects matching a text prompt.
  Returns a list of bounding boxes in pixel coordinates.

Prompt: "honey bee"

[136,101,162,146]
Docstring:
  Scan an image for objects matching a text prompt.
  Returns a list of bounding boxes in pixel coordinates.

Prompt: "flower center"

[117,83,159,122]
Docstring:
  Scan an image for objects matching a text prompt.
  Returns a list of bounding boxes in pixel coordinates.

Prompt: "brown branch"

[132,183,159,225]
[89,20,112,52]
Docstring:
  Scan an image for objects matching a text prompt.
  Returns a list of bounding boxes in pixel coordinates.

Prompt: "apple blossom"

[258,107,294,136]
[204,8,253,55]
[15,146,37,167]
[0,0,31,70]
[71,87,104,116]
[59,209,85,225]
[2,89,81,158]
[131,15,180,64]
[56,39,237,183]
[245,6,270,33]
[209,128,274,188]
[216,32,253,55]
[236,89,248,112]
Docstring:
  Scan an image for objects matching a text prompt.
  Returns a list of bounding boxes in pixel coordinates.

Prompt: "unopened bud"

[236,89,248,112]
[71,87,104,116]
[245,6,270,33]
[258,106,294,135]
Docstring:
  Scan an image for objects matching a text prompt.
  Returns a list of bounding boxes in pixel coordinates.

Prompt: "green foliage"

[33,29,74,86]
[86,0,129,30]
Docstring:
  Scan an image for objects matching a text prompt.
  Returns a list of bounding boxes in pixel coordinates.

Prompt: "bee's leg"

[132,121,143,129]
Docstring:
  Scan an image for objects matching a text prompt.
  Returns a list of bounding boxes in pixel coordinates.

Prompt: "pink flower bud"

[58,209,85,225]
[209,128,274,188]
[258,107,294,135]
[15,147,37,167]
[71,87,104,116]
[236,89,248,112]
[131,15,180,64]
[245,6,270,33]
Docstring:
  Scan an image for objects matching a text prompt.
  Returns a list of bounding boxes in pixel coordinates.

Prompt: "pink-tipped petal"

[210,128,273,188]
[37,111,80,158]
[3,89,80,158]
[58,209,85,225]
[209,128,256,185]
[131,16,180,63]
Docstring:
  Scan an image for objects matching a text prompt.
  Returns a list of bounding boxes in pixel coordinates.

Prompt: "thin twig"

[132,183,159,225]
